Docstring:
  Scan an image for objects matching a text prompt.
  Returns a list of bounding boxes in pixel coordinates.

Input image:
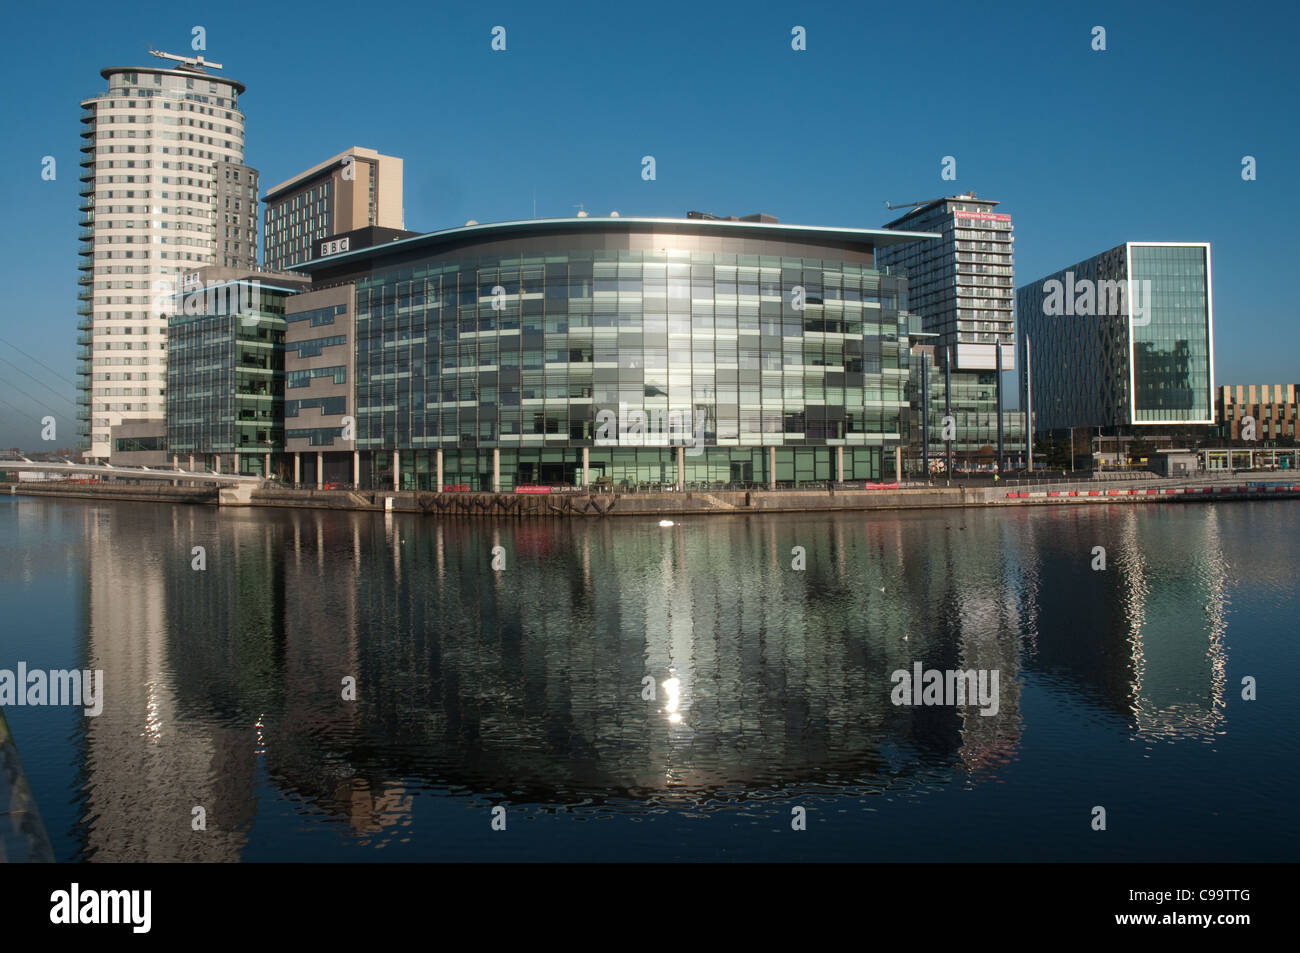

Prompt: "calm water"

[1,495,1296,862]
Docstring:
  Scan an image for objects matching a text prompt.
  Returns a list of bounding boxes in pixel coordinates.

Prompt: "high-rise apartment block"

[878,193,1015,372]
[213,160,259,268]
[879,194,1021,470]
[262,147,404,271]
[77,51,249,460]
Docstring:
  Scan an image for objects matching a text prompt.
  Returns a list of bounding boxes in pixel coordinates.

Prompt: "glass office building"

[297,217,937,491]
[909,347,1027,473]
[1017,242,1214,431]
[166,280,297,474]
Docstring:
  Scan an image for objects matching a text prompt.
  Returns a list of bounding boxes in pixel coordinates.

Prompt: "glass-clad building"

[166,280,298,474]
[296,217,938,491]
[909,347,1026,473]
[1016,242,1213,432]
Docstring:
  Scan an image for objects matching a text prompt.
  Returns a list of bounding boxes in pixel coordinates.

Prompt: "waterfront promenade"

[4,471,1296,517]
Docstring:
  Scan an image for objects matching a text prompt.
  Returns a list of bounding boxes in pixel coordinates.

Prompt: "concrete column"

[172,454,178,469]
[676,446,685,490]
[213,455,220,474]
[436,449,443,493]
[233,452,239,477]
[188,455,194,472]
[768,446,776,490]
[392,449,400,491]
[264,453,271,478]
[316,451,324,489]
[582,447,590,488]
[492,448,500,493]
[836,445,844,483]
[353,451,360,487]
[894,446,902,483]
[293,452,300,485]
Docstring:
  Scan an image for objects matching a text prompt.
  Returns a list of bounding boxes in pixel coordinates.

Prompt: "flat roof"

[294,216,942,271]
[263,147,392,200]
[883,196,1000,230]
[98,65,245,95]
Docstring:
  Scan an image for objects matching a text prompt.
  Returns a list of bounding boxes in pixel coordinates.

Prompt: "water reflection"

[44,501,1240,859]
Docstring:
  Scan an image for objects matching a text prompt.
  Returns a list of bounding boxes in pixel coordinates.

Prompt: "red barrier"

[1088,490,1100,496]
[442,484,470,492]
[514,485,551,494]
[1107,490,1120,496]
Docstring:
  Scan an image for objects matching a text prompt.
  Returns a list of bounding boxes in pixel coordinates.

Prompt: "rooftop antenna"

[148,49,224,72]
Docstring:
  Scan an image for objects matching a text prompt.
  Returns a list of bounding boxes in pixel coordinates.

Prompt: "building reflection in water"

[68,501,1232,858]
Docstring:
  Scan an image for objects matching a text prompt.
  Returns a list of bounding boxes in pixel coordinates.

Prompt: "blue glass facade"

[165,281,290,473]
[1017,242,1214,431]
[328,225,927,490]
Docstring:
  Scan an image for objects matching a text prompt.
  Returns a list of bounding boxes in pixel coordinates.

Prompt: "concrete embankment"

[6,479,1298,516]
[4,482,216,505]
[250,480,1300,516]
[0,708,54,863]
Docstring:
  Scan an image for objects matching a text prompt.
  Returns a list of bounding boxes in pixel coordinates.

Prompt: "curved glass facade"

[274,219,933,490]
[350,246,917,490]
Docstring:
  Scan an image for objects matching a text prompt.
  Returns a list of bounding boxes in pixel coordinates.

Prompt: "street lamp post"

[944,345,952,486]
[995,334,1004,476]
[911,332,940,482]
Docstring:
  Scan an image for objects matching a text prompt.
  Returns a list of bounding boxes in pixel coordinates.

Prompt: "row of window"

[287,334,346,359]
[287,303,347,326]
[287,366,347,389]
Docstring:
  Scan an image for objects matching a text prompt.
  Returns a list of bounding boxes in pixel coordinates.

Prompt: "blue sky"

[0,0,1295,450]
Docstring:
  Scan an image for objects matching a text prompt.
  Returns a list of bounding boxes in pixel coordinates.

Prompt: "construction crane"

[148,49,224,72]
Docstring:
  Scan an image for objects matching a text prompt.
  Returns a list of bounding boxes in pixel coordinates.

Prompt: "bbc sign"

[320,237,351,257]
